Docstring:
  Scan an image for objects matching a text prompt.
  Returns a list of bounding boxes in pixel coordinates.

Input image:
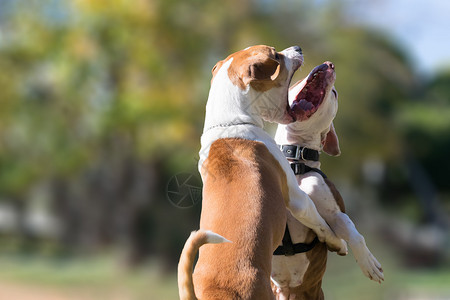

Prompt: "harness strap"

[290,162,328,179]
[273,224,319,256]
[273,144,327,256]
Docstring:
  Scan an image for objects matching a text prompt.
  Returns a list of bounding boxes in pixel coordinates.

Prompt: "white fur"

[271,75,384,293]
[199,47,346,253]
[205,230,232,244]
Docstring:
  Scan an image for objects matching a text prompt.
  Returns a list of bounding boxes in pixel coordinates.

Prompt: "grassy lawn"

[0,243,448,300]
[323,242,450,300]
[0,253,178,300]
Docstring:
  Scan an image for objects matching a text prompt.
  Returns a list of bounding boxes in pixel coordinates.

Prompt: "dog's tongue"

[296,99,314,111]
[291,99,313,121]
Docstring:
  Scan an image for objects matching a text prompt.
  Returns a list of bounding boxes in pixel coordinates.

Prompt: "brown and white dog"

[271,62,384,300]
[178,46,346,300]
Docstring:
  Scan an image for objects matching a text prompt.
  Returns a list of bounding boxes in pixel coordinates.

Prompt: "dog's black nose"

[292,46,302,54]
[325,61,335,70]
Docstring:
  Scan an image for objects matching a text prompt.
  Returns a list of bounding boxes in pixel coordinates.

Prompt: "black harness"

[290,161,327,179]
[273,145,326,256]
[273,225,319,256]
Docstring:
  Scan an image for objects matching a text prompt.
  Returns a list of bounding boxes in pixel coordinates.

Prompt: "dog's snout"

[292,46,302,54]
[283,46,302,55]
[281,46,304,71]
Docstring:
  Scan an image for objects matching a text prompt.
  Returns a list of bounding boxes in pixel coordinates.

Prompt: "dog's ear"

[322,122,341,156]
[242,57,280,89]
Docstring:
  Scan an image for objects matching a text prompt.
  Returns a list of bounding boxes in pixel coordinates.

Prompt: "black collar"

[278,144,327,178]
[279,144,319,161]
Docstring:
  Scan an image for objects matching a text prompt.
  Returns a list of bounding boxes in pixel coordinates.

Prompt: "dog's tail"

[178,229,231,300]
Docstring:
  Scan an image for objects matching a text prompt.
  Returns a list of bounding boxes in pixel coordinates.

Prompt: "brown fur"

[192,138,290,300]
[178,230,211,300]
[324,178,345,213]
[322,123,340,156]
[289,242,328,300]
[211,45,288,92]
[211,60,224,84]
[270,242,327,300]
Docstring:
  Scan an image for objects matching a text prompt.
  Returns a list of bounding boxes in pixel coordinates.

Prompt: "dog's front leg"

[328,212,384,283]
[286,187,347,254]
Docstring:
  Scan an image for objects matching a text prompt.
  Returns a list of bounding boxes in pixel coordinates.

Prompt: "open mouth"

[290,62,336,121]
[279,46,304,124]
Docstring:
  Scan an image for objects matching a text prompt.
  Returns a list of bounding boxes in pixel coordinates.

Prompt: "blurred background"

[0,0,449,299]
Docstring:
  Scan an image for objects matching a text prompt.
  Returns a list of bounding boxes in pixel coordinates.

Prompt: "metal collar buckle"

[295,146,305,161]
[280,145,304,161]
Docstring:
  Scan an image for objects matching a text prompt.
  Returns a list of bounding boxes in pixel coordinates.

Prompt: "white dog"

[271,62,384,300]
[178,46,346,300]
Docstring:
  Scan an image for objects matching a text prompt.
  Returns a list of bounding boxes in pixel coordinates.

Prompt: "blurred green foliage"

[0,0,448,269]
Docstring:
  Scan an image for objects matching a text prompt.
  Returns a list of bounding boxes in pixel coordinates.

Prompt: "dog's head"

[289,61,340,156]
[211,45,303,124]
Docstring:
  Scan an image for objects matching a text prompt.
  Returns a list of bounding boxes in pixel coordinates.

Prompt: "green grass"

[0,244,448,300]
[323,242,450,300]
[0,253,178,300]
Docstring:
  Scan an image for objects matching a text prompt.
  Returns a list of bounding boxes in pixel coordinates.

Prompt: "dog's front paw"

[326,238,348,256]
[318,228,348,255]
[314,226,347,255]
[355,247,384,283]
